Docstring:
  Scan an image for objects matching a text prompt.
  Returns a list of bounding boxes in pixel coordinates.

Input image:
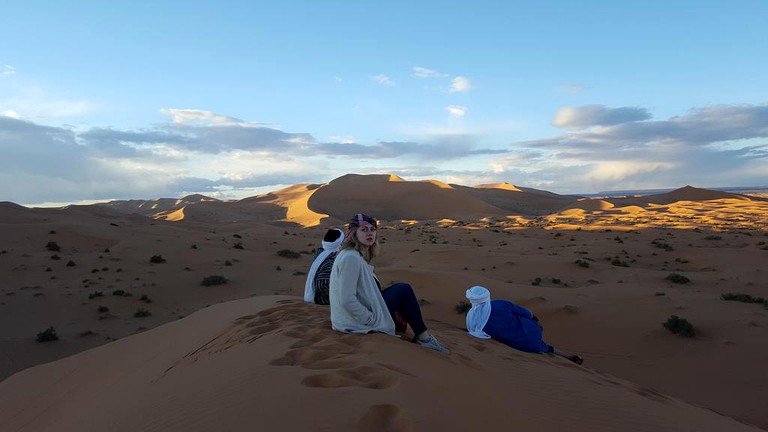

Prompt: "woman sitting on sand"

[465,286,583,364]
[304,228,345,305]
[329,213,448,353]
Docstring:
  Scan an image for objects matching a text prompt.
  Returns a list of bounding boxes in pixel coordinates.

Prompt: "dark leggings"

[380,283,428,336]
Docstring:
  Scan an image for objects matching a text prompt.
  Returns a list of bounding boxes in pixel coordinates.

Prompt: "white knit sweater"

[329,249,395,335]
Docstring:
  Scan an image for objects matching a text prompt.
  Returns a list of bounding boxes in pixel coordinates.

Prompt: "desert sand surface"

[1,174,767,431]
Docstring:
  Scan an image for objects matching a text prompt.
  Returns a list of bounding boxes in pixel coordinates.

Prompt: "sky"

[1,1,767,206]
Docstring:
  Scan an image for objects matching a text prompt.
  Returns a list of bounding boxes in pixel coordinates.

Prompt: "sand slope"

[0,297,761,432]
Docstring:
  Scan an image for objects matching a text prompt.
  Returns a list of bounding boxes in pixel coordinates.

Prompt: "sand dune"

[307,174,507,221]
[0,297,761,432]
[2,175,767,430]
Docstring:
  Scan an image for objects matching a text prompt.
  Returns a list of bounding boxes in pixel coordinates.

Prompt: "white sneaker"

[414,334,449,354]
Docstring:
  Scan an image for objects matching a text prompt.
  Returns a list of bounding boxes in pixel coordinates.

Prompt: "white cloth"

[465,285,492,339]
[329,249,395,335]
[303,229,344,303]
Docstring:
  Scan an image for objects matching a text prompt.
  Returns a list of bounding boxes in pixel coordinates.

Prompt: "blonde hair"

[341,226,380,262]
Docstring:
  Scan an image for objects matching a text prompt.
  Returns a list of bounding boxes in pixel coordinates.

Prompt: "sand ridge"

[1,298,762,432]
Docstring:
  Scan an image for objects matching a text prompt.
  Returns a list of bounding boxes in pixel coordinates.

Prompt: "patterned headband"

[348,213,377,229]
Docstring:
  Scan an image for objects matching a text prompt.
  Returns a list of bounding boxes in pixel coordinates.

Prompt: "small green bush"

[149,255,166,264]
[456,300,471,314]
[652,239,674,251]
[704,235,722,241]
[88,291,104,299]
[612,259,629,267]
[721,293,766,304]
[36,326,59,342]
[113,289,132,297]
[140,294,152,303]
[666,273,690,284]
[66,260,76,267]
[531,277,542,286]
[277,249,301,259]
[233,242,244,249]
[201,275,228,286]
[98,306,109,312]
[663,315,695,337]
[575,259,590,268]
[134,308,151,318]
[46,241,61,252]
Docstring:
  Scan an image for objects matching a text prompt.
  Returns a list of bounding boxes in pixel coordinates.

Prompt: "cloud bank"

[2,103,766,204]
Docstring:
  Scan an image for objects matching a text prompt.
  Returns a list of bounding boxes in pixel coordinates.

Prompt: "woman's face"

[355,225,377,247]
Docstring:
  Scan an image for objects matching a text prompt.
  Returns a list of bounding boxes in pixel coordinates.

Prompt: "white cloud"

[2,110,19,119]
[1,65,15,76]
[449,76,472,93]
[160,109,247,126]
[372,74,395,86]
[446,105,467,117]
[412,66,445,78]
[588,161,677,181]
[553,105,651,128]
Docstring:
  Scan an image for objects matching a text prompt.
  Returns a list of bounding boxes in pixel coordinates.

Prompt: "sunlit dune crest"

[156,207,186,222]
[261,183,329,227]
[476,183,523,192]
[419,179,454,189]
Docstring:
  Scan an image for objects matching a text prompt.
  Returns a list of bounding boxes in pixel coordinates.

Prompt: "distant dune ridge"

[1,173,767,431]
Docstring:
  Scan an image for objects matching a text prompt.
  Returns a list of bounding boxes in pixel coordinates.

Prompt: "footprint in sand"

[357,404,413,432]
[302,365,398,389]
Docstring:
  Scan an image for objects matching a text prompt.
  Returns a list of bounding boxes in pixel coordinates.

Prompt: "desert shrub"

[652,239,674,251]
[612,259,629,267]
[292,271,306,276]
[50,254,61,260]
[233,242,244,249]
[36,326,59,342]
[233,234,242,239]
[666,273,691,284]
[140,294,152,303]
[225,260,232,266]
[134,308,151,318]
[655,292,666,296]
[531,277,542,286]
[45,241,61,252]
[551,278,562,284]
[575,259,590,268]
[277,249,301,259]
[88,291,104,299]
[663,315,695,337]
[66,260,76,267]
[149,255,166,264]
[704,235,722,241]
[98,306,109,312]
[201,275,228,286]
[191,244,198,249]
[721,293,766,304]
[113,289,132,297]
[456,300,471,314]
